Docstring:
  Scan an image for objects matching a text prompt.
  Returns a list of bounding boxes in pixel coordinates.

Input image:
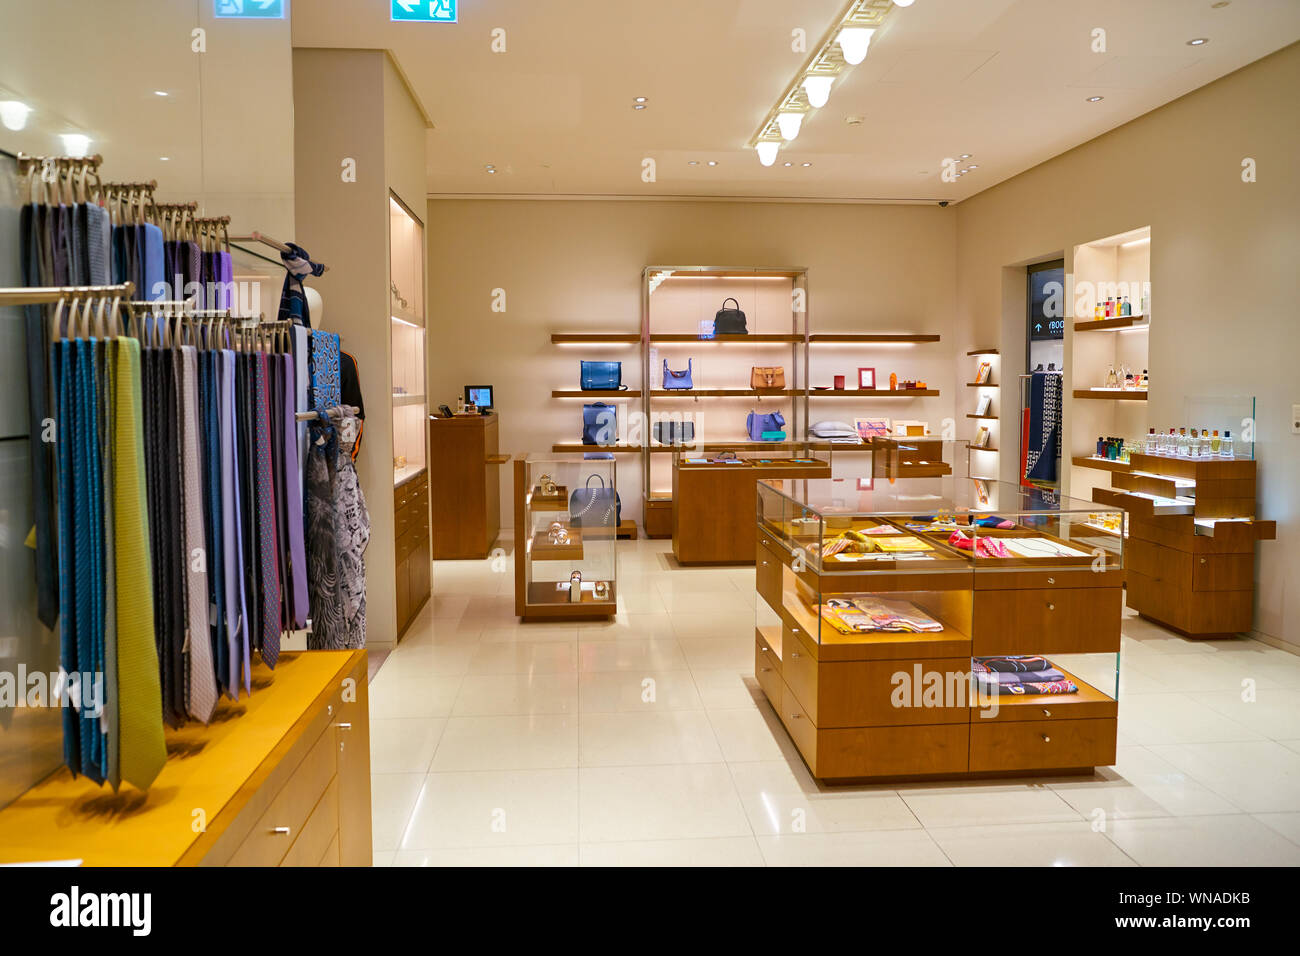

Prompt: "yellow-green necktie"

[114,337,166,791]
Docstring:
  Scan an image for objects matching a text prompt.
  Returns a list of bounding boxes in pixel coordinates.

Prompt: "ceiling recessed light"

[485,164,496,173]
[959,153,972,159]
[845,115,864,126]
[154,90,169,97]
[687,160,699,166]
[60,133,91,158]
[707,160,718,167]
[1187,37,1209,46]
[160,156,170,161]
[783,162,793,167]
[1086,95,1104,102]
[968,164,978,169]
[0,100,32,131]
[634,96,647,103]
[801,162,812,167]
[633,103,646,110]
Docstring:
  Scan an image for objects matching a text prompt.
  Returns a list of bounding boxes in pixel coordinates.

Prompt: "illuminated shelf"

[808,333,941,343]
[551,389,641,398]
[1074,389,1149,401]
[550,333,640,344]
[1074,315,1148,332]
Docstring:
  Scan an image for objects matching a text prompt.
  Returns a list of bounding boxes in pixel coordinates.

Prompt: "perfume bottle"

[1177,428,1189,456]
[1210,429,1221,454]
[1104,364,1119,388]
[1145,428,1157,454]
[1105,298,1115,317]
[1121,296,1131,316]
[1192,428,1203,457]
[569,570,583,603]
[1220,430,1233,458]
[1096,436,1105,458]
[1094,301,1103,319]
[1140,291,1149,317]
[1140,369,1149,390]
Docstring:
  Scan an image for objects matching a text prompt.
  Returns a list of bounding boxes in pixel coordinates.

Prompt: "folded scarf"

[975,655,1053,674]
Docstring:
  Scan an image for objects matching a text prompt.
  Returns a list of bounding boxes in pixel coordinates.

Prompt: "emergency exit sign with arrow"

[214,0,285,18]
[392,0,458,22]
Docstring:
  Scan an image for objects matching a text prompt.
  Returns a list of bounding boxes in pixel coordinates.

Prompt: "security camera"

[938,200,949,207]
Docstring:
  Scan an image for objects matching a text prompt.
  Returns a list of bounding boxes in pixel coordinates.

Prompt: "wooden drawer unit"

[394,470,432,638]
[815,722,971,780]
[756,536,785,612]
[228,727,338,866]
[970,718,1117,773]
[972,586,1121,655]
[279,777,341,868]
[644,497,673,539]
[814,657,972,729]
[755,635,782,705]
[430,412,503,559]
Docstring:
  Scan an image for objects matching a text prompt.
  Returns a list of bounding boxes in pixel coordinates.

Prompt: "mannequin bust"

[304,286,324,326]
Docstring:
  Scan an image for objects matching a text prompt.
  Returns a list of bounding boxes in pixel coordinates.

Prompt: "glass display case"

[754,476,1123,781]
[514,454,618,621]
[390,193,427,486]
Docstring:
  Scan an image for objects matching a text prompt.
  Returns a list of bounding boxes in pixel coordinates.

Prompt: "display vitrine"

[514,455,618,621]
[755,477,1124,781]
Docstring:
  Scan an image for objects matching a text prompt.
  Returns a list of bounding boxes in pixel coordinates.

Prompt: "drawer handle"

[1046,603,1055,611]
[760,560,768,566]
[790,651,800,660]
[789,713,802,720]
[1042,709,1051,718]
[759,667,772,673]
[760,646,769,653]
[327,704,334,717]
[1047,577,1055,584]
[271,826,292,836]
[1041,734,1051,743]
[1200,558,1207,564]
[334,722,353,730]
[791,627,800,634]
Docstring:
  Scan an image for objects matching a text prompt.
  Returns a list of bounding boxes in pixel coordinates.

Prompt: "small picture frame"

[857,367,876,390]
[973,478,991,507]
[974,426,991,448]
[975,395,993,416]
[854,417,890,440]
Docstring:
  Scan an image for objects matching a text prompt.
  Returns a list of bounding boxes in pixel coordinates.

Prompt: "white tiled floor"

[368,536,1300,867]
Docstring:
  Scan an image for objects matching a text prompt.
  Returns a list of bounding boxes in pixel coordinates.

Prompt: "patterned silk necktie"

[113,337,167,791]
[254,353,281,667]
[181,347,217,721]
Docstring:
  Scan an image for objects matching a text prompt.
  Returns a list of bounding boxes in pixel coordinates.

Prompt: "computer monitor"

[464,385,494,411]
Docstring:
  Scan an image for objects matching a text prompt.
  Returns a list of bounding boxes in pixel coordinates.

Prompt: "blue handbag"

[580,360,627,391]
[747,410,786,442]
[569,474,621,528]
[662,358,693,390]
[582,402,617,445]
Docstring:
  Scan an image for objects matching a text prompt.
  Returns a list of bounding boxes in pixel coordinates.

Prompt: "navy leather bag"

[580,361,627,391]
[582,402,617,445]
[746,410,786,441]
[569,474,621,528]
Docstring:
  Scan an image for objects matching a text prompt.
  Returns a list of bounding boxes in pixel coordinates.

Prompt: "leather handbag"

[580,360,627,391]
[582,402,617,445]
[751,366,786,389]
[652,420,696,445]
[746,410,786,442]
[714,297,748,334]
[662,358,693,390]
[569,474,621,528]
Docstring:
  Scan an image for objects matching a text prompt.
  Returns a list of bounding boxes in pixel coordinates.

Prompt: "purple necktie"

[282,355,309,628]
[254,354,281,667]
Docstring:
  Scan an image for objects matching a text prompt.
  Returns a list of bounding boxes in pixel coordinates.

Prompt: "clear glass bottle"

[1177,428,1189,456]
[1220,430,1233,458]
[1145,428,1157,454]
[1210,429,1221,454]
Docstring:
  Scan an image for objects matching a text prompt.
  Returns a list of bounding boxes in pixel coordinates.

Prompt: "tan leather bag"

[751,366,786,389]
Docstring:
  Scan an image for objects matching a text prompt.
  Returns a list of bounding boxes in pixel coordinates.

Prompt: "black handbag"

[569,474,621,528]
[652,420,696,445]
[713,297,748,334]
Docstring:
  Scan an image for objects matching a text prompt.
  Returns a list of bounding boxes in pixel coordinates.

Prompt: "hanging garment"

[113,336,167,791]
[220,349,250,697]
[217,251,234,312]
[305,414,369,650]
[309,329,341,412]
[86,202,112,285]
[277,241,325,327]
[20,203,58,629]
[1025,371,1062,483]
[332,419,369,649]
[180,347,217,722]
[339,350,365,459]
[292,325,310,500]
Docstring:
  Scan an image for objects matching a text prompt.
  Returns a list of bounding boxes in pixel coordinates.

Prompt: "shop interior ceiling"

[1,1,1298,204]
[292,0,1300,201]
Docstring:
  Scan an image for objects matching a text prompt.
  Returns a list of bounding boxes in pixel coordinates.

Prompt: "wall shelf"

[966,413,998,420]
[808,333,941,343]
[1072,455,1132,474]
[551,332,641,344]
[551,389,641,398]
[550,443,642,454]
[649,388,796,397]
[650,333,802,343]
[809,388,940,397]
[966,347,999,356]
[965,382,997,387]
[1073,389,1149,401]
[971,446,999,453]
[1074,315,1148,332]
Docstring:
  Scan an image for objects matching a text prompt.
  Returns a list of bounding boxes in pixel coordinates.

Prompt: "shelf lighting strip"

[747,0,899,161]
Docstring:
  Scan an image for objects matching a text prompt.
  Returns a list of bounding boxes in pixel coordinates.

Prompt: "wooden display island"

[1093,451,1275,637]
[754,478,1124,782]
[673,453,831,564]
[428,412,505,559]
[0,650,371,867]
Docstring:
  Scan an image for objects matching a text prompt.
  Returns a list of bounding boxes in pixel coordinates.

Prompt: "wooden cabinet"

[0,651,372,867]
[1100,453,1274,637]
[429,412,504,559]
[644,496,673,539]
[394,470,431,638]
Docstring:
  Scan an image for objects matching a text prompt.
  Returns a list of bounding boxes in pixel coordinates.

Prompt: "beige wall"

[954,42,1300,650]
[294,48,417,648]
[424,199,959,522]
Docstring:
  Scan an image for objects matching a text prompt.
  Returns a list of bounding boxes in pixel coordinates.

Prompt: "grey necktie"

[181,347,217,722]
